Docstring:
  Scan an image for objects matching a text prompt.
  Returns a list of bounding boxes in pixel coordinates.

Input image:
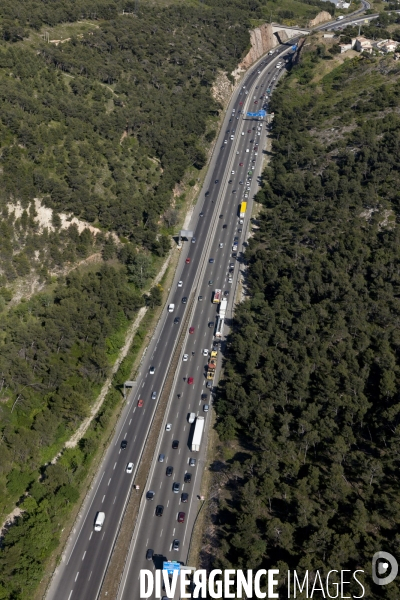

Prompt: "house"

[339,43,352,53]
[375,39,398,53]
[353,36,373,53]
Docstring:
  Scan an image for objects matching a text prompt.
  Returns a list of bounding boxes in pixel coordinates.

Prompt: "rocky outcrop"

[308,11,332,28]
[274,29,289,44]
[239,23,277,70]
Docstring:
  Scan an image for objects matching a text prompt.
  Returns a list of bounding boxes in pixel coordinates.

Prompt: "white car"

[231,170,235,174]
[246,149,249,153]
[219,242,224,248]
[149,366,155,374]
[241,132,244,135]
[183,354,189,361]
[166,423,172,432]
[224,140,227,144]
[236,151,239,154]
[178,281,183,287]
[203,349,209,357]
[228,278,233,284]
[126,462,134,474]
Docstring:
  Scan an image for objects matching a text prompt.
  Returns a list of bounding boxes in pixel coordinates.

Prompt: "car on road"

[185,257,191,264]
[250,139,254,143]
[146,490,155,500]
[181,493,189,503]
[149,366,155,374]
[231,170,235,175]
[232,189,237,193]
[248,129,251,133]
[191,237,196,243]
[172,440,179,449]
[208,321,215,328]
[208,280,213,285]
[186,375,194,384]
[239,180,243,185]
[189,327,195,334]
[228,179,232,183]
[183,354,188,361]
[126,462,134,474]
[166,423,172,431]
[182,297,187,304]
[155,505,164,517]
[238,228,242,233]
[204,404,209,412]
[219,214,223,219]
[239,162,244,166]
[189,458,196,467]
[146,548,154,561]
[121,440,128,449]
[209,258,215,263]
[173,539,180,551]
[184,473,192,483]
[158,454,165,462]
[178,280,183,287]
[173,482,180,493]
[166,466,173,476]
[223,224,227,229]
[206,381,213,389]
[137,399,144,408]
[224,291,229,297]
[151,391,157,400]
[199,212,204,217]
[219,242,224,248]
[178,512,185,523]
[203,349,209,357]
[174,317,181,325]
[205,191,210,196]
[198,295,203,301]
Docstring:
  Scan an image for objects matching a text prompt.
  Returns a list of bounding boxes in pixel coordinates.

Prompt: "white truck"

[219,298,228,319]
[215,316,224,339]
[191,416,205,451]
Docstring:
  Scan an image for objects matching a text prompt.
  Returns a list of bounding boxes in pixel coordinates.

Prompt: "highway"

[46,5,372,600]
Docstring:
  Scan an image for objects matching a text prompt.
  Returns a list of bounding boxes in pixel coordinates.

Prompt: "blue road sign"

[246,110,267,118]
[292,44,297,51]
[163,561,181,575]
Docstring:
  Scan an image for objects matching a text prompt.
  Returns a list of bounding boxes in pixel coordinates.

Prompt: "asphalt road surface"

[46,7,371,600]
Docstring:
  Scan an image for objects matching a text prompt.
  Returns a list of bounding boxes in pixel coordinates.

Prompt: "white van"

[168,304,175,312]
[94,512,105,531]
[188,412,196,424]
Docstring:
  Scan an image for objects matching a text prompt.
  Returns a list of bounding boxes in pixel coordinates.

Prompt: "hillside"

[210,46,400,598]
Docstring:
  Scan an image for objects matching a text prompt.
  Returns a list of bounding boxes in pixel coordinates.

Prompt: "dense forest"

[212,48,400,598]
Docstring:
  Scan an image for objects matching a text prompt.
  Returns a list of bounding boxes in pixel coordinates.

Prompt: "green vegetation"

[211,50,400,598]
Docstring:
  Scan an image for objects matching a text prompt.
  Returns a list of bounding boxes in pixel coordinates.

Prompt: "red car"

[247,130,251,133]
[137,399,144,407]
[188,377,194,385]
[178,512,185,523]
[239,101,243,105]
[185,257,191,264]
[239,162,244,166]
[254,101,258,104]
[189,327,195,334]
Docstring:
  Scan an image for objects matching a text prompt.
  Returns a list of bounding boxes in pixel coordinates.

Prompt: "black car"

[166,466,173,476]
[215,179,219,184]
[146,490,155,500]
[146,549,154,560]
[172,440,179,449]
[208,321,215,328]
[173,482,180,493]
[182,297,187,304]
[228,179,232,183]
[224,291,229,297]
[250,139,254,143]
[199,212,204,217]
[155,505,164,517]
[174,317,181,325]
[209,258,215,264]
[201,393,208,399]
[184,473,192,483]
[181,493,189,503]
[219,214,223,219]
[205,191,210,196]
[223,224,227,229]
[232,190,237,194]
[121,440,128,450]
[173,539,180,551]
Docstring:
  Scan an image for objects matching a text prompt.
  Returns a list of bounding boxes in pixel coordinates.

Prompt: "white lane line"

[108,478,111,486]
[75,572,79,582]
[113,496,117,504]
[160,529,163,537]
[66,470,105,564]
[68,591,73,600]
[167,500,170,507]
[82,551,86,561]
[160,481,162,488]
[114,462,117,470]
[102,532,105,540]
[146,538,149,546]
[88,571,92,581]
[119,449,121,454]
[124,432,127,437]
[141,381,145,388]
[183,425,186,432]
[129,419,132,425]
[102,495,105,503]
[173,528,176,536]
[134,435,137,441]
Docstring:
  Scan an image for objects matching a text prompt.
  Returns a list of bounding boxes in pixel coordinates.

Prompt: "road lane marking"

[167,500,169,507]
[160,482,162,488]
[114,462,117,470]
[102,495,105,503]
[88,571,92,581]
[68,591,73,600]
[129,419,132,425]
[113,496,117,504]
[75,572,79,582]
[173,528,176,536]
[108,478,111,486]
[66,470,104,564]
[160,529,163,537]
[82,551,86,561]
[89,532,93,541]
